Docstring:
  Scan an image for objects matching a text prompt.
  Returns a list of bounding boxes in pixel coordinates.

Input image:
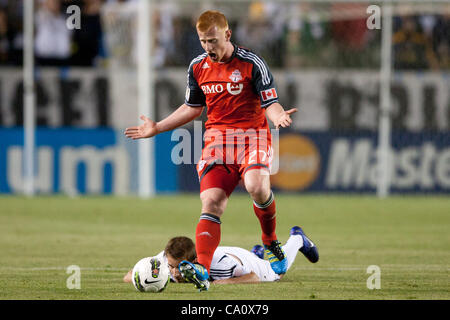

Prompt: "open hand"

[124,115,159,139]
[274,108,297,129]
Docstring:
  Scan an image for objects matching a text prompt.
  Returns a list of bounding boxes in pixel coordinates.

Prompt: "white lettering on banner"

[326,140,450,189]
[7,147,53,193]
[5,145,130,195]
[60,146,129,195]
[326,140,372,188]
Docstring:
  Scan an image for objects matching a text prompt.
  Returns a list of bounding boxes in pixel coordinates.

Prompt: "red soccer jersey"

[185,44,279,132]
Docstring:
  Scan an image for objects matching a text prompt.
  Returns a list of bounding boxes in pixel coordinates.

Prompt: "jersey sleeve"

[251,55,279,108]
[209,254,250,280]
[185,61,206,107]
[156,250,165,261]
[157,251,176,282]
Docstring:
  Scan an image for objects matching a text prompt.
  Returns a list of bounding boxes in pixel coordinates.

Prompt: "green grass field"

[0,194,449,300]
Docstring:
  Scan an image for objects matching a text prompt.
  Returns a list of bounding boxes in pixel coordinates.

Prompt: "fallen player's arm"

[211,271,260,285]
[123,270,132,283]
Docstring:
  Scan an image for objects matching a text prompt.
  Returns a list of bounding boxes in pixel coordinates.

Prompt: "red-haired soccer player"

[124,10,318,291]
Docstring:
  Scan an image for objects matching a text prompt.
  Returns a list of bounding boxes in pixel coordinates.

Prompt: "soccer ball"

[131,256,170,292]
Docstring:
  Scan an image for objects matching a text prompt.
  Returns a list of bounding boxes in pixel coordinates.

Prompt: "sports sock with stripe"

[253,191,277,246]
[282,235,304,271]
[195,213,221,273]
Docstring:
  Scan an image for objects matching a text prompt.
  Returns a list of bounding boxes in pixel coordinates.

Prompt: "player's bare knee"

[201,199,225,216]
[200,190,227,216]
[244,170,271,203]
[246,182,271,204]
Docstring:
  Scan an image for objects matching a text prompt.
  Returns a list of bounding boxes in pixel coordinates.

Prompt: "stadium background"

[0,0,449,196]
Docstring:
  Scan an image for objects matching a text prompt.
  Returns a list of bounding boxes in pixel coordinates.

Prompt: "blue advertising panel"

[177,130,450,194]
[0,128,178,195]
[1,128,448,194]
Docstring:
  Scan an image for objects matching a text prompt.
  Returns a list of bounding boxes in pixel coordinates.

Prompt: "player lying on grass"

[123,226,318,289]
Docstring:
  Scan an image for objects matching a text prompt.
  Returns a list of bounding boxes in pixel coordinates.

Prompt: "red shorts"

[196,129,273,197]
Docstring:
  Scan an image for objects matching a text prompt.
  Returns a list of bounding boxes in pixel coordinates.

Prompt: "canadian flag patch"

[260,88,278,102]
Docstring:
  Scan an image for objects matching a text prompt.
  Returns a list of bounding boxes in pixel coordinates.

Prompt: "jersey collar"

[212,43,238,64]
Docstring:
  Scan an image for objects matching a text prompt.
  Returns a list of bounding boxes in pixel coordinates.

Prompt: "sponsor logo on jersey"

[229,69,242,83]
[201,83,244,96]
[226,83,244,95]
[261,88,278,101]
[201,84,224,94]
[202,62,210,69]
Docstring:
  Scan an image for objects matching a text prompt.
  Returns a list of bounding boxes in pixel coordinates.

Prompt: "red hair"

[196,10,229,32]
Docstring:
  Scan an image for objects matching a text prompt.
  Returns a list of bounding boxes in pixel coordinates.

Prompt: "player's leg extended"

[244,168,287,274]
[195,160,239,271]
[290,226,319,263]
[282,232,304,271]
[180,187,228,291]
[279,226,320,272]
[196,187,228,273]
[244,169,276,245]
[282,227,319,271]
[195,156,240,272]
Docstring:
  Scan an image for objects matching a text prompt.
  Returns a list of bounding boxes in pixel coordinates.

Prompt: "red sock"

[253,191,277,246]
[195,213,221,272]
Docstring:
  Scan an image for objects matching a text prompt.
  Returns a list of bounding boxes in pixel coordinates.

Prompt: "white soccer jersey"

[157,247,279,282]
[155,250,166,262]
[209,246,280,282]
[156,234,304,283]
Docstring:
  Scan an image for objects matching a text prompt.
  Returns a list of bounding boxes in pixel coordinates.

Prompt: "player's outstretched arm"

[212,271,260,285]
[265,102,297,129]
[124,115,158,140]
[124,104,204,140]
